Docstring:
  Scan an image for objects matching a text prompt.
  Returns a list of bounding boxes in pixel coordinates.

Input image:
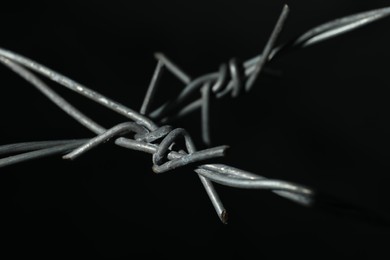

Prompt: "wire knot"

[211,58,246,98]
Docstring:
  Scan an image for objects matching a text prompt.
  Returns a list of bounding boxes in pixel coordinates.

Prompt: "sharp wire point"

[221,210,228,224]
[245,4,289,91]
[140,60,164,115]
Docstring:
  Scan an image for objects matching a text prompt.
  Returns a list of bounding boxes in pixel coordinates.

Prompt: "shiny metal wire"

[0,47,314,224]
[0,4,389,223]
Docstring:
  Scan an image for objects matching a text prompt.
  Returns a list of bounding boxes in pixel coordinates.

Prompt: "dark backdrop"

[0,0,389,258]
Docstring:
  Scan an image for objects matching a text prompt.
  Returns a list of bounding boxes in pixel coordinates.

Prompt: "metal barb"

[245,4,289,92]
[140,60,164,115]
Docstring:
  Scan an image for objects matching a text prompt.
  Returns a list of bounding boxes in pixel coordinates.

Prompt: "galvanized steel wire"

[0,4,389,223]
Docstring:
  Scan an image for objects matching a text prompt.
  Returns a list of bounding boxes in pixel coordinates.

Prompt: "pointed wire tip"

[281,4,290,18]
[62,154,75,160]
[154,52,164,59]
[220,210,228,224]
[221,145,230,157]
[151,165,160,174]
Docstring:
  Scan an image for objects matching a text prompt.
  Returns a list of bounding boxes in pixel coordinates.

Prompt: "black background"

[0,0,390,258]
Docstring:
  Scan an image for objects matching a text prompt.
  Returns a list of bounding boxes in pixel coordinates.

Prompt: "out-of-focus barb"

[146,5,390,145]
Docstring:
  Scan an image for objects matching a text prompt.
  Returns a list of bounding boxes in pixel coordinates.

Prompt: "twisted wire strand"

[0,139,87,156]
[0,140,87,168]
[59,122,311,198]
[146,5,390,145]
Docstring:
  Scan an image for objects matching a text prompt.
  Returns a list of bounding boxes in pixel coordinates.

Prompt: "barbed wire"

[145,5,390,145]
[0,44,313,224]
[0,4,388,223]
